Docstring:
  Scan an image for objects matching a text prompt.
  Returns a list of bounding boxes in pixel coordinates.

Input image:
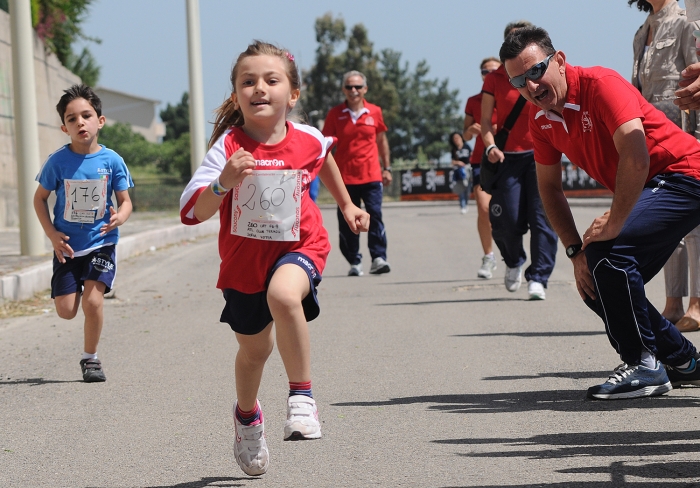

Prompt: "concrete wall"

[0,9,81,229]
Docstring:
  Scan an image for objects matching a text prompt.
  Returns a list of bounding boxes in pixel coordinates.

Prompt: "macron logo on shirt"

[256,159,285,167]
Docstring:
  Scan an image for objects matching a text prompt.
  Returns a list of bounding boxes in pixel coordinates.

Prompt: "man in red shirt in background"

[501,25,700,400]
[481,21,558,300]
[323,70,392,276]
[463,56,501,280]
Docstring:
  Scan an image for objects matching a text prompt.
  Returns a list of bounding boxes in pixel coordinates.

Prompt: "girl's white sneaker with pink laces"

[283,395,322,440]
[233,402,269,476]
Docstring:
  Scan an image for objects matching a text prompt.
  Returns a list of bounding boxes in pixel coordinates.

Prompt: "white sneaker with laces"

[348,263,363,276]
[477,255,497,279]
[233,402,269,476]
[369,257,391,274]
[284,395,322,440]
[504,265,522,292]
[528,281,546,300]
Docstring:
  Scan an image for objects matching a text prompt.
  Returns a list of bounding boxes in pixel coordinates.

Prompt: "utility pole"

[186,0,206,174]
[9,0,45,255]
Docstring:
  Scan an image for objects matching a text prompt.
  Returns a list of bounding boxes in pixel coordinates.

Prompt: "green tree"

[160,92,190,141]
[99,122,191,182]
[301,13,460,161]
[0,0,102,85]
[98,122,158,168]
[159,133,191,182]
[159,92,191,181]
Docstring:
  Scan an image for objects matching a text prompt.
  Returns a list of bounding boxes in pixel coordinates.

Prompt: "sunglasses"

[508,54,554,88]
[344,85,365,91]
[480,68,496,76]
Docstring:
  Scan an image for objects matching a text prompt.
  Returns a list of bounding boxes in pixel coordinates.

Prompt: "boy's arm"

[33,184,73,262]
[318,153,370,234]
[100,189,133,235]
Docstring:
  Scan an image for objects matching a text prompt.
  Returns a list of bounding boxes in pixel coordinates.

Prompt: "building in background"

[94,87,165,143]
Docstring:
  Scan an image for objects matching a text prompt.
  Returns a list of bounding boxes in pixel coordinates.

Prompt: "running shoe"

[348,264,363,276]
[79,358,106,382]
[284,395,322,440]
[528,281,546,300]
[233,402,269,476]
[586,362,671,400]
[369,257,391,275]
[477,255,497,279]
[504,265,522,292]
[666,354,700,387]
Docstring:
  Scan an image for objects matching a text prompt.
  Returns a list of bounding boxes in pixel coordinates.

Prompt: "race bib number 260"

[231,170,302,241]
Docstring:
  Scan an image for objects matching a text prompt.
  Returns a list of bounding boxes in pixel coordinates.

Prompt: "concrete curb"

[0,220,219,303]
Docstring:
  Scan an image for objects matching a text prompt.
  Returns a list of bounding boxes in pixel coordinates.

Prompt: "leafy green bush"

[99,122,191,182]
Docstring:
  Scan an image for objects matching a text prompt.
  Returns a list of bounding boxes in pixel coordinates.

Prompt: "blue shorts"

[220,252,322,335]
[51,245,117,298]
[472,164,481,188]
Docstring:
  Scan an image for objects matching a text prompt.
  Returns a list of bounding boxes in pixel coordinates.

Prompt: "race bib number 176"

[63,178,108,223]
[231,170,302,241]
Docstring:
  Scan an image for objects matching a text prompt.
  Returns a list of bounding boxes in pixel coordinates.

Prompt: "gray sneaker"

[477,255,497,279]
[369,257,391,274]
[348,264,363,276]
[504,265,522,292]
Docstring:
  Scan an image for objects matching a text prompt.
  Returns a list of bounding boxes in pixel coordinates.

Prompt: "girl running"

[179,41,369,476]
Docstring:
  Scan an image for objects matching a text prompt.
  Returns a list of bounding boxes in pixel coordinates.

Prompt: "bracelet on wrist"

[211,176,230,197]
[383,167,391,171]
[485,144,498,155]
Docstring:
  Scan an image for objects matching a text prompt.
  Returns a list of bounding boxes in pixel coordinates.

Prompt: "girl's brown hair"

[209,40,301,148]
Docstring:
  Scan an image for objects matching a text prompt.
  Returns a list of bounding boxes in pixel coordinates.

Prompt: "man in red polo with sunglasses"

[501,25,700,400]
[323,70,392,277]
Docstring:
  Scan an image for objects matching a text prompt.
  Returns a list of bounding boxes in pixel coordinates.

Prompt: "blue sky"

[79,0,682,136]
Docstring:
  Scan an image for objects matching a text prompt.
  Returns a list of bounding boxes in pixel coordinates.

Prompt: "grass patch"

[0,292,53,319]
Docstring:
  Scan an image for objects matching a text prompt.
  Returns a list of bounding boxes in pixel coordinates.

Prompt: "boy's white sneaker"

[284,395,322,440]
[233,402,269,476]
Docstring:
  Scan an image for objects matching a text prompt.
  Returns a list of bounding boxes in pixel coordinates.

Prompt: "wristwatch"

[566,243,583,258]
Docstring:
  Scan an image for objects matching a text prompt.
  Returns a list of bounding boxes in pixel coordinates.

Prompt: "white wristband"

[485,144,498,155]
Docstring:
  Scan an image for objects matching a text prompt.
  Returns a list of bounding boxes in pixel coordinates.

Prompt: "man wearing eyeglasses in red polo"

[501,25,700,400]
[322,70,392,277]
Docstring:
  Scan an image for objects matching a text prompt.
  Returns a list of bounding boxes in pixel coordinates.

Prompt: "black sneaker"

[666,355,700,387]
[80,358,106,382]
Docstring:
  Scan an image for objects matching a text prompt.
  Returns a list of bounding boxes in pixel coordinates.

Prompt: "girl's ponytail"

[209,97,244,148]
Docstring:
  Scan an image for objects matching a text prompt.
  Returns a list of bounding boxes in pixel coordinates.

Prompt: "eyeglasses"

[508,54,554,88]
[480,69,496,76]
[344,85,365,91]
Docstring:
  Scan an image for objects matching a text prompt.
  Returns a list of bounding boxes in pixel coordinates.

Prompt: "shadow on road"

[437,435,700,487]
[88,476,251,488]
[481,370,612,381]
[0,377,83,386]
[452,331,606,338]
[379,297,525,306]
[333,390,700,414]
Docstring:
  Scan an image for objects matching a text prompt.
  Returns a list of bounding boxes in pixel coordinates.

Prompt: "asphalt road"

[2,201,700,488]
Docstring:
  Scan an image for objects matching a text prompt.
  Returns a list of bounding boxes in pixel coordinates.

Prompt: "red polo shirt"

[481,64,533,153]
[530,64,700,191]
[322,101,387,185]
[465,93,498,164]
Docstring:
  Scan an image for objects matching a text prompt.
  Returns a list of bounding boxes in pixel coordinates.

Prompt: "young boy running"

[34,84,133,382]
